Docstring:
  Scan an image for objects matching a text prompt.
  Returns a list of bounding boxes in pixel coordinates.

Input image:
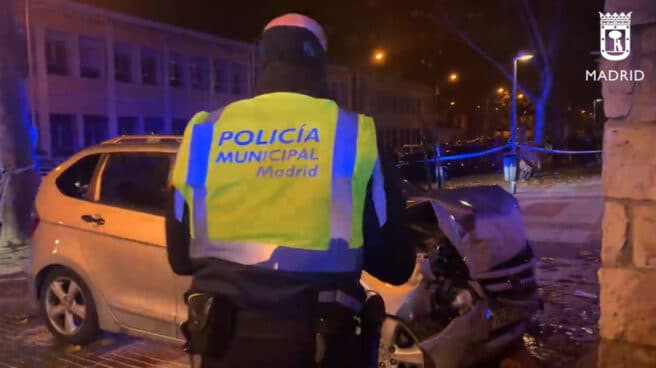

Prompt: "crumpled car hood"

[411,185,528,277]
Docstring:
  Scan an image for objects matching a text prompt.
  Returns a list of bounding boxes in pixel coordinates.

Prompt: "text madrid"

[585,69,645,81]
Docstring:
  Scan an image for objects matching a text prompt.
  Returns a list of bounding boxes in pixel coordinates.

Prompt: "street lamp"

[448,72,459,83]
[353,49,387,110]
[372,49,386,64]
[497,87,506,94]
[505,50,534,194]
[592,98,603,139]
[511,50,534,152]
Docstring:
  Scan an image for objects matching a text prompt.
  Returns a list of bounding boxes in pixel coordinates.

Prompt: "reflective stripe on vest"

[371,158,387,226]
[181,98,376,273]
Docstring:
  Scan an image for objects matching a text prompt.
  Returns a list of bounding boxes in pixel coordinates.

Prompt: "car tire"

[40,268,100,345]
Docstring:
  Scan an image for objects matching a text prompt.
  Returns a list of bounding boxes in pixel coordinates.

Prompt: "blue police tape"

[439,144,511,161]
[517,144,603,155]
[395,142,602,168]
[397,144,510,166]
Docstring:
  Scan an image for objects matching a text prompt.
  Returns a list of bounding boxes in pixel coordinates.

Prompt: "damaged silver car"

[363,182,540,367]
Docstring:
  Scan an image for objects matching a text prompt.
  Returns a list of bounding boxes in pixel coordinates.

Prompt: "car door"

[81,151,179,339]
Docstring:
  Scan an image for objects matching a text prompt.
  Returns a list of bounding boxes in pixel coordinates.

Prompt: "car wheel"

[378,316,428,368]
[40,268,100,345]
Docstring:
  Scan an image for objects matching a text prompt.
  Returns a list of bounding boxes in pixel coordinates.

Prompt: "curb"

[0,271,27,281]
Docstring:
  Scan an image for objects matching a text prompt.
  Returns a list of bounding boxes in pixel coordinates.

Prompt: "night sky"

[74,0,604,121]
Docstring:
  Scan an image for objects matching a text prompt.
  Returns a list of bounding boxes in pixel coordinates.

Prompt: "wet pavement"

[515,173,602,368]
[0,279,188,368]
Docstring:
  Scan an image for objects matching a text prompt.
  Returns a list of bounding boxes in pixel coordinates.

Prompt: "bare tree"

[0,1,40,251]
[416,0,562,145]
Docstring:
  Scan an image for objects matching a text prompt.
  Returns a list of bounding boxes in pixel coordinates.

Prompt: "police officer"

[166,13,416,368]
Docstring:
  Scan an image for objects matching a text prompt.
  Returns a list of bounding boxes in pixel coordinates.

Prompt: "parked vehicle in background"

[29,136,539,367]
[397,139,501,184]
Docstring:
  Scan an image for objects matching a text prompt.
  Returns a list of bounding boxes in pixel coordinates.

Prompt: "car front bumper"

[415,296,539,368]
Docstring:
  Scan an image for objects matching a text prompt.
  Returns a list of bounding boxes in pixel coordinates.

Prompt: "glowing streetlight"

[516,52,535,62]
[449,101,456,106]
[506,50,534,194]
[448,72,459,83]
[497,87,506,94]
[510,50,534,149]
[517,93,525,100]
[372,49,386,64]
[592,98,603,129]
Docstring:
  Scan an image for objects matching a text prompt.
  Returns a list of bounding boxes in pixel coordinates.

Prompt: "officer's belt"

[318,289,363,313]
[236,311,313,338]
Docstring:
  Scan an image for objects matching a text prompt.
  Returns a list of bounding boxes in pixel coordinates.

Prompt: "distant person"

[166,13,416,368]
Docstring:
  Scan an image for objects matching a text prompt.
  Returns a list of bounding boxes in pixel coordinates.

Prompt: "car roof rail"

[100,135,183,145]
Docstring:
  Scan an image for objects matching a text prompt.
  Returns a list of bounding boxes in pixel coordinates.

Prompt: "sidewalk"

[0,244,29,279]
[444,168,602,193]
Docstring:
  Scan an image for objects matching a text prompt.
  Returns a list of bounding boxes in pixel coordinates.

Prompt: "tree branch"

[433,14,537,100]
[520,0,551,72]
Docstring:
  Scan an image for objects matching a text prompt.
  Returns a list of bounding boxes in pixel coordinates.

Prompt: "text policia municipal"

[215,126,320,178]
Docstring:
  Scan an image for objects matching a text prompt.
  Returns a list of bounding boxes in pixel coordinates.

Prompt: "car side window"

[98,152,172,215]
[56,154,101,199]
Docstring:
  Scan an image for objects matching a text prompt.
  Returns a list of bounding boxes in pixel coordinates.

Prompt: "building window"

[213,59,228,93]
[172,118,187,135]
[114,42,133,83]
[50,114,77,157]
[169,52,185,88]
[230,63,247,95]
[144,117,165,135]
[190,56,209,90]
[79,36,103,79]
[83,115,108,147]
[118,116,140,135]
[46,31,68,75]
[141,48,160,86]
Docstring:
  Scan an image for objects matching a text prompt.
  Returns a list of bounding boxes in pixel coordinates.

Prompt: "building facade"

[13,0,437,160]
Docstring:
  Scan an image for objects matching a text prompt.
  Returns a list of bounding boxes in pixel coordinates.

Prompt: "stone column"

[599,1,656,367]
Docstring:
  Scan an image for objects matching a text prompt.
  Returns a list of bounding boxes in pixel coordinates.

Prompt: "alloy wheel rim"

[45,277,87,336]
[378,317,425,368]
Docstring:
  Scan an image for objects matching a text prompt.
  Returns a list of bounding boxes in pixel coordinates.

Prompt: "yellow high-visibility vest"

[172,92,386,273]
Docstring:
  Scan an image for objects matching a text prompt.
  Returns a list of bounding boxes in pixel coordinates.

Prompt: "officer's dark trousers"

[200,311,364,368]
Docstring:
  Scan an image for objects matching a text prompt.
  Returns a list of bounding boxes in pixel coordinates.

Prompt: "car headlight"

[452,289,474,315]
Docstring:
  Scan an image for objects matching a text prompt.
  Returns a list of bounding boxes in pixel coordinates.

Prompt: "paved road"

[0,173,602,368]
[516,181,602,368]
